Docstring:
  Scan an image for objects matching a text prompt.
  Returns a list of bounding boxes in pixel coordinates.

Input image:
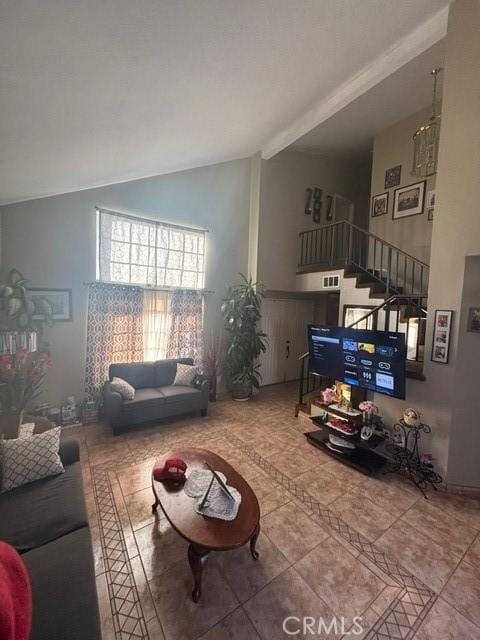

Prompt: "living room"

[1,1,480,639]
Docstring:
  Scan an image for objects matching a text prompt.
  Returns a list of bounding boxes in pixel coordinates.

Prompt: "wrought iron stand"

[384,419,442,498]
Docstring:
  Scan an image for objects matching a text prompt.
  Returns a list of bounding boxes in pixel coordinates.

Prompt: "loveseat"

[103,357,209,435]
[0,439,101,640]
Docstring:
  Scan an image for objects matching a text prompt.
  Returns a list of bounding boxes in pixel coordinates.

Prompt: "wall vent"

[322,275,340,289]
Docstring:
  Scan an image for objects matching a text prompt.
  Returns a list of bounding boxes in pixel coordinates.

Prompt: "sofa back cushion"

[109,362,155,389]
[154,358,194,387]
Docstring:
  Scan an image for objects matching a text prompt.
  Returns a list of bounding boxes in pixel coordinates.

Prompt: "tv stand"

[305,409,390,476]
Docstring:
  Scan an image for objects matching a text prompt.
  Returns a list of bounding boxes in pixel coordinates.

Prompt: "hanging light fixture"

[411,68,443,177]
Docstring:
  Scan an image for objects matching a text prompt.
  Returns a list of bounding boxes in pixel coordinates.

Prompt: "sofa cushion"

[157,385,202,404]
[23,527,101,640]
[154,358,194,387]
[110,376,135,400]
[109,362,155,389]
[0,461,87,553]
[173,363,197,386]
[0,427,64,493]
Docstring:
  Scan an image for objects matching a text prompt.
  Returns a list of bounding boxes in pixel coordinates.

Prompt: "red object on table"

[0,541,32,640]
[153,457,188,482]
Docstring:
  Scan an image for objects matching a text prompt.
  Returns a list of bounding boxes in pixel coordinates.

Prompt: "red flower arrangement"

[0,348,53,412]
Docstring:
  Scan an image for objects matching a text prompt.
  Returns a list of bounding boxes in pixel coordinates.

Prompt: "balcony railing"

[298,221,430,298]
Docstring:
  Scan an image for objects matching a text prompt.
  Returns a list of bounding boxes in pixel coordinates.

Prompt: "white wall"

[0,158,251,405]
[423,0,480,486]
[369,107,436,265]
[257,149,370,292]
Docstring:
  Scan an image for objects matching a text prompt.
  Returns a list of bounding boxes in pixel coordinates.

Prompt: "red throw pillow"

[0,541,32,640]
[153,458,187,482]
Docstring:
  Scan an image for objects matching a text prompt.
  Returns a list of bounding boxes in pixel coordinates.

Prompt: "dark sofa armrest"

[193,375,210,401]
[59,438,80,466]
[103,380,123,422]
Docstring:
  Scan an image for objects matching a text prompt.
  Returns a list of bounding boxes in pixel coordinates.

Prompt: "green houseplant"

[221,274,267,401]
[0,269,54,437]
[0,269,54,331]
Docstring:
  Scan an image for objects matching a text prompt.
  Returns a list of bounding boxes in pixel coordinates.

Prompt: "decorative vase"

[231,382,252,401]
[0,409,24,439]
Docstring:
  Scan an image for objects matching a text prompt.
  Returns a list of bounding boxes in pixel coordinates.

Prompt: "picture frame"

[27,288,73,321]
[384,165,401,189]
[431,309,453,364]
[393,180,426,220]
[426,189,435,221]
[371,192,389,218]
[467,307,480,333]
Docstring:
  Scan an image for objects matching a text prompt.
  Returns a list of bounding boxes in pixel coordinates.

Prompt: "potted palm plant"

[221,274,267,401]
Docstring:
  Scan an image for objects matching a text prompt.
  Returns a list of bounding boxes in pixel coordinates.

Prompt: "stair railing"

[298,221,430,298]
[347,293,428,371]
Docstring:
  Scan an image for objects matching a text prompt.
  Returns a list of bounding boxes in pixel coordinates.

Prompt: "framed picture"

[426,189,435,221]
[393,181,426,220]
[467,307,480,333]
[384,165,401,189]
[431,310,453,364]
[27,288,73,321]
[371,192,389,217]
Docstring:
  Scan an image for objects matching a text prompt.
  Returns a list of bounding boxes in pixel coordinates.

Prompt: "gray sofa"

[103,357,209,435]
[0,439,101,640]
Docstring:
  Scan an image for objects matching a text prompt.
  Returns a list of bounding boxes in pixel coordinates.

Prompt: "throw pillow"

[173,363,197,386]
[0,427,64,493]
[110,377,135,400]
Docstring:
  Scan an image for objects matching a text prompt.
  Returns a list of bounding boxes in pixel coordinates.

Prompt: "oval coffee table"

[151,448,260,602]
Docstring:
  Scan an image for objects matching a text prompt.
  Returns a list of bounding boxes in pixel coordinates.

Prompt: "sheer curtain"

[166,290,203,364]
[143,290,172,361]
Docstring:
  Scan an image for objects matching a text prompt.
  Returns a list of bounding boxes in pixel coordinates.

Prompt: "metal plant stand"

[384,419,442,498]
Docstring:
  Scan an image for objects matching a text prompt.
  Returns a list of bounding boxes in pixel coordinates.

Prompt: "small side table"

[384,419,442,497]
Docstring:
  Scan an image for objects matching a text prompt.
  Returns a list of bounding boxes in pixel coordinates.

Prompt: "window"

[97,208,206,289]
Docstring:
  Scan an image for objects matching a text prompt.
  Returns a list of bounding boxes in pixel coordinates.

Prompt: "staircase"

[295,221,429,414]
[298,220,429,299]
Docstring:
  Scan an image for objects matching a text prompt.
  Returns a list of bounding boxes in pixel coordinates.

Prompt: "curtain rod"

[84,281,214,294]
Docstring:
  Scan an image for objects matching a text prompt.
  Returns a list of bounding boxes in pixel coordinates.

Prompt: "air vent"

[322,275,340,289]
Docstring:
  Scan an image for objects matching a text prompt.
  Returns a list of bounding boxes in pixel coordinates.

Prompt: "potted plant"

[0,269,54,331]
[221,274,267,401]
[0,348,53,438]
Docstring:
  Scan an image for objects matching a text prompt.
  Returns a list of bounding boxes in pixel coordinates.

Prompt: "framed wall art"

[27,288,73,321]
[393,181,426,220]
[371,192,389,217]
[426,189,435,221]
[467,307,480,333]
[384,164,401,189]
[431,309,453,364]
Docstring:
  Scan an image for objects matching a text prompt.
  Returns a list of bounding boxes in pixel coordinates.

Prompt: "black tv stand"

[305,413,390,476]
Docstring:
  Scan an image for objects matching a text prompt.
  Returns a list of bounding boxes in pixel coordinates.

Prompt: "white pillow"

[18,422,35,439]
[110,376,135,400]
[0,427,65,493]
[173,363,197,386]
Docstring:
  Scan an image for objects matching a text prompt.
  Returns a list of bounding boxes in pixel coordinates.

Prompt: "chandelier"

[411,68,443,178]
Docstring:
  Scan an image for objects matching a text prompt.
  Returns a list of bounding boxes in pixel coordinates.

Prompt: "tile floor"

[69,382,480,640]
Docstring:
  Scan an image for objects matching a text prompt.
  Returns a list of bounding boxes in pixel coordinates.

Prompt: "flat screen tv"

[308,325,406,399]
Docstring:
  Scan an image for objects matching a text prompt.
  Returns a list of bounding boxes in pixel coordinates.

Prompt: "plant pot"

[231,382,252,401]
[0,409,24,439]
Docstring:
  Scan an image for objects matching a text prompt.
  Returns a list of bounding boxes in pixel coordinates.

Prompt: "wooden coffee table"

[151,448,260,602]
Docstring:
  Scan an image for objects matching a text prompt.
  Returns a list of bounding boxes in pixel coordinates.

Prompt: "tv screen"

[308,325,406,399]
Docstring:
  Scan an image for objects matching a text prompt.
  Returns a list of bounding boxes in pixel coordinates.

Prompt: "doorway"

[259,298,314,386]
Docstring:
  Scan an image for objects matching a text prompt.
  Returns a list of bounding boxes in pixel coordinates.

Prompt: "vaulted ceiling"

[0,0,450,204]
